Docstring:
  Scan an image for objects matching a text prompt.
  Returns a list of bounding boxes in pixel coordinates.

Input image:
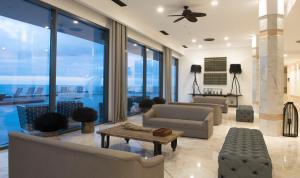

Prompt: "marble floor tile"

[1,108,300,178]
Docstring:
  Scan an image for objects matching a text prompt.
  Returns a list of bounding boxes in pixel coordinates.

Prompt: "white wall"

[74,0,184,55]
[178,47,253,105]
[287,63,300,96]
[128,29,163,51]
[41,0,110,28]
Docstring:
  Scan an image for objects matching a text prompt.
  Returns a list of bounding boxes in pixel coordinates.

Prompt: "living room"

[1,0,300,178]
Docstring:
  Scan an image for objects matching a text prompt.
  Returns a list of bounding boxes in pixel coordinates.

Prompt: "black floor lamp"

[229,64,242,95]
[191,65,202,95]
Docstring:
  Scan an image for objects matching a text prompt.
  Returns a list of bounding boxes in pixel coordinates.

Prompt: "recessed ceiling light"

[284,54,288,57]
[197,162,201,168]
[198,45,203,48]
[44,26,49,29]
[133,43,137,47]
[73,20,79,24]
[192,39,197,43]
[211,0,219,6]
[226,43,231,47]
[157,6,164,13]
[1,47,6,50]
[224,36,229,41]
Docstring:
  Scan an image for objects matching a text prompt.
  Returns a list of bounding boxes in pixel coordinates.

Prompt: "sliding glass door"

[0,0,108,147]
[171,57,179,102]
[56,13,107,125]
[146,49,162,99]
[127,41,144,115]
[0,0,51,146]
[127,40,162,115]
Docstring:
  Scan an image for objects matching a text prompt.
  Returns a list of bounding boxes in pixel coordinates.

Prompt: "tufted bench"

[236,105,254,122]
[218,128,272,178]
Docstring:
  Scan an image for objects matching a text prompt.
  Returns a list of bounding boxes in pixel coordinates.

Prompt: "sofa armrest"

[139,155,164,168]
[143,109,155,120]
[203,111,214,138]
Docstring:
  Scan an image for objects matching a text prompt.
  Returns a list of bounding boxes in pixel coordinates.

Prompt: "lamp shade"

[229,64,242,74]
[191,65,202,73]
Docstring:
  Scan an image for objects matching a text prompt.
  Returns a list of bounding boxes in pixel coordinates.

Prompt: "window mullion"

[49,8,58,112]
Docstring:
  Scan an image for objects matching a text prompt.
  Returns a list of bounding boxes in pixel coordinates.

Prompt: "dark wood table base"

[101,133,110,148]
[100,133,178,156]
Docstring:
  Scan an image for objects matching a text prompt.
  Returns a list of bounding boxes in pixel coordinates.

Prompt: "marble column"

[258,0,284,136]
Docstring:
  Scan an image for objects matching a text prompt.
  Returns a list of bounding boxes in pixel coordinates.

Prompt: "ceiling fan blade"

[189,12,207,17]
[168,15,184,17]
[187,16,198,22]
[173,17,185,23]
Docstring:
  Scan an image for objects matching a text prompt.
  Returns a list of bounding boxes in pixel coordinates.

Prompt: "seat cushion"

[152,104,211,121]
[144,117,205,130]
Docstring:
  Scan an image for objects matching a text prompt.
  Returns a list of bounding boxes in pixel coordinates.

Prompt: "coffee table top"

[97,125,183,144]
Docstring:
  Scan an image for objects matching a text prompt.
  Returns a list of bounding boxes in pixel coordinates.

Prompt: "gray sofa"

[143,104,214,139]
[193,96,228,113]
[170,102,222,125]
[9,132,164,178]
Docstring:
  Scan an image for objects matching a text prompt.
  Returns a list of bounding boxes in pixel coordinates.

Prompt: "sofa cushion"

[152,104,211,121]
[144,117,205,130]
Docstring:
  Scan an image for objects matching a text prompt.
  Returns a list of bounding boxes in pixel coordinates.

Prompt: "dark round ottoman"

[34,112,68,132]
[72,107,97,133]
[152,97,166,104]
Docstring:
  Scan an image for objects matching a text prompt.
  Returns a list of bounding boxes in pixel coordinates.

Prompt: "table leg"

[153,142,162,156]
[101,134,106,148]
[105,135,110,148]
[125,138,130,144]
[171,139,177,151]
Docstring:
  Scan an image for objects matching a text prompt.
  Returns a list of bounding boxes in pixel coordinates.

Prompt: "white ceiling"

[123,0,258,49]
[75,0,300,60]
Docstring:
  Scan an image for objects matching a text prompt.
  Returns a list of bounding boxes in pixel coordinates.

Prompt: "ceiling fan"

[168,6,206,23]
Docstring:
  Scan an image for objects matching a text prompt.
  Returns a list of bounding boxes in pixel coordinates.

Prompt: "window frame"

[127,38,163,115]
[30,0,109,121]
[172,57,179,102]
[0,0,110,148]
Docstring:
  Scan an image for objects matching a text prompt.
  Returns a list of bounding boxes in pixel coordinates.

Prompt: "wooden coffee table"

[97,125,183,156]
